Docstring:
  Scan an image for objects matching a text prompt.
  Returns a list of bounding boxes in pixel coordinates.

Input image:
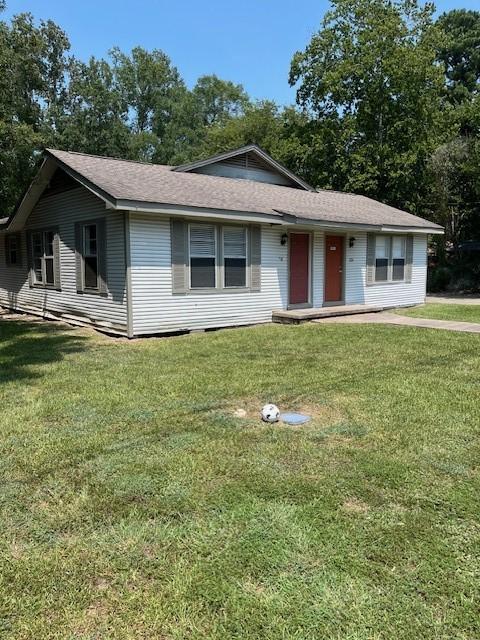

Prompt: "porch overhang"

[274,211,444,235]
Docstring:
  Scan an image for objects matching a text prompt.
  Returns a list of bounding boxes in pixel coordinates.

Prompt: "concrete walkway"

[313,312,480,333]
[427,295,480,305]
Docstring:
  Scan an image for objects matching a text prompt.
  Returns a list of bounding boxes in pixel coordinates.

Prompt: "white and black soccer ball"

[261,403,280,423]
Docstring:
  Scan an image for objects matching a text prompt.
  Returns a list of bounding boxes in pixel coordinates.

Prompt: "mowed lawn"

[0,318,479,639]
[398,302,480,323]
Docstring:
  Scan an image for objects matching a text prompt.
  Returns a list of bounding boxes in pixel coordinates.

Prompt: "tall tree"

[192,75,249,126]
[58,56,131,158]
[110,46,188,162]
[0,5,70,214]
[289,0,444,211]
[437,10,480,105]
[189,100,314,182]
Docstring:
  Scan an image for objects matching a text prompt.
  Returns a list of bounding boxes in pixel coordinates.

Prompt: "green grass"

[398,302,480,323]
[1,318,479,639]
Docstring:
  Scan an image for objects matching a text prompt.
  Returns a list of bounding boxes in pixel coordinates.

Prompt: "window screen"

[190,224,216,288]
[375,236,389,282]
[392,236,406,281]
[223,227,247,287]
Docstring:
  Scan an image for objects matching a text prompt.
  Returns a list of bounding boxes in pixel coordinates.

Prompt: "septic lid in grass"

[280,413,311,425]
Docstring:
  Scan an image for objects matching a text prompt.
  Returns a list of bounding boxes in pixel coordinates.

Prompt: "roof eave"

[380,224,444,235]
[275,210,444,234]
[115,199,285,224]
[115,202,444,233]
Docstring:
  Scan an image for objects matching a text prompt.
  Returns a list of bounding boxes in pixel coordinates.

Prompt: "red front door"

[325,235,344,302]
[289,233,310,305]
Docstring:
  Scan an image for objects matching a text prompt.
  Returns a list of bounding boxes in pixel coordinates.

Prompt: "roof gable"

[173,144,315,191]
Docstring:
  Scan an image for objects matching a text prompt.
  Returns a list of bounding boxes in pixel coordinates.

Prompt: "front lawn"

[1,318,479,639]
[398,302,480,323]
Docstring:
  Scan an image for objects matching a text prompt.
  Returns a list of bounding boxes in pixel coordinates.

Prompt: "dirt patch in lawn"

[342,498,370,514]
[228,399,346,429]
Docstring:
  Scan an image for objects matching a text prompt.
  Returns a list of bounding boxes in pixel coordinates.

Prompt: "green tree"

[0,6,70,214]
[187,100,314,182]
[437,10,480,105]
[192,74,249,126]
[426,97,480,244]
[289,0,444,211]
[429,10,480,254]
[58,56,131,158]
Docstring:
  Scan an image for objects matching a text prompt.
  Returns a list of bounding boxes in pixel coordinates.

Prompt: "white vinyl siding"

[128,217,427,336]
[0,187,128,333]
[130,214,288,335]
[1,201,428,336]
[345,233,427,307]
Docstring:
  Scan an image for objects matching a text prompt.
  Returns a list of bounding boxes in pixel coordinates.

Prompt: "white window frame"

[222,226,248,289]
[391,236,406,281]
[188,223,217,290]
[31,230,56,287]
[375,235,406,283]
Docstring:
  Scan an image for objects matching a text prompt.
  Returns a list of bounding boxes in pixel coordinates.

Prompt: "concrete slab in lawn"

[313,312,480,333]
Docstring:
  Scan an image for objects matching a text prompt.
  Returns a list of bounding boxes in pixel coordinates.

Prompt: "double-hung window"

[75,219,107,294]
[30,229,58,287]
[223,226,247,287]
[189,224,217,289]
[83,224,99,290]
[5,234,22,267]
[188,223,249,290]
[172,219,260,294]
[374,235,407,282]
[392,237,406,281]
[375,236,389,282]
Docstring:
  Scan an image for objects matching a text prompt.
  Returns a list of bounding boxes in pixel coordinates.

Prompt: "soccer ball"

[261,403,280,423]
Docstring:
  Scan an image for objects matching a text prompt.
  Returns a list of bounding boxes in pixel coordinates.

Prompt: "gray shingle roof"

[46,149,442,231]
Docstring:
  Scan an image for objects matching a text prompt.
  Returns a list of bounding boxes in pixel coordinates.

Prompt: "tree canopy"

[0,0,479,281]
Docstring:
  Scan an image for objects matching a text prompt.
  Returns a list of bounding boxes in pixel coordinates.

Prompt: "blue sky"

[3,0,479,105]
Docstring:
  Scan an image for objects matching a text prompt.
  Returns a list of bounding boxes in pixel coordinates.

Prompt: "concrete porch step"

[272,304,386,324]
